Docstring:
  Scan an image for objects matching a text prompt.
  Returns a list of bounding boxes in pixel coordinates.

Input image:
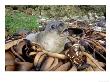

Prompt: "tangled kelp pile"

[5,18,106,71]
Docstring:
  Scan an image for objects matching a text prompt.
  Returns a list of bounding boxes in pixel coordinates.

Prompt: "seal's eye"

[59,23,64,27]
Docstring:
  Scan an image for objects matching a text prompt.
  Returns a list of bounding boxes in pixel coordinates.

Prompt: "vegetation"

[5,5,106,35]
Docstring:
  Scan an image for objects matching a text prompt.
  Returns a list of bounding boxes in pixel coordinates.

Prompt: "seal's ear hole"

[51,25,56,29]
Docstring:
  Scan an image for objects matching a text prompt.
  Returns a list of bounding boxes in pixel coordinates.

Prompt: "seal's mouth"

[61,28,84,37]
[68,28,84,35]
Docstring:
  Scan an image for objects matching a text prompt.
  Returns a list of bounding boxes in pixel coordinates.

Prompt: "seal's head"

[44,20,66,34]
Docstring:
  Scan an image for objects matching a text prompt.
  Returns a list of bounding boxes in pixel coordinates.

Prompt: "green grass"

[5,10,40,34]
